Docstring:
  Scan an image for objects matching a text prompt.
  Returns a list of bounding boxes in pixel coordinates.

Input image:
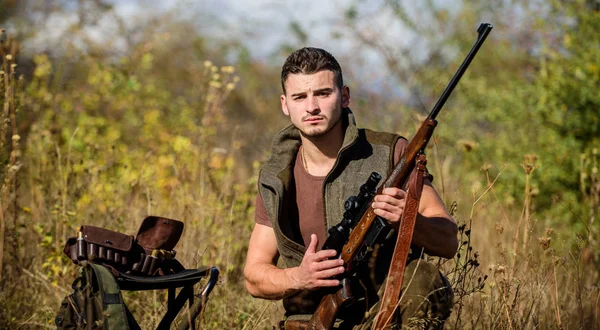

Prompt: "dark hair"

[280,47,343,94]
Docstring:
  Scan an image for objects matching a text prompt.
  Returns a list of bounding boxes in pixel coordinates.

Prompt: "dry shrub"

[437,159,600,329]
[0,35,280,329]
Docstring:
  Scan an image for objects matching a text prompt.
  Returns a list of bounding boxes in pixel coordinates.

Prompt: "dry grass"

[0,31,598,330]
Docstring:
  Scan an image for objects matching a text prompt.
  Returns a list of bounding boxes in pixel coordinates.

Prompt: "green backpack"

[55,262,140,330]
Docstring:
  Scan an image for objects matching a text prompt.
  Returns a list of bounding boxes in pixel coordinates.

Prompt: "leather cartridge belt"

[131,248,177,276]
[64,216,184,276]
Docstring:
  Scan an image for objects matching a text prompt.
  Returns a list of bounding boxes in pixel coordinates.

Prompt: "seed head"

[521,154,539,175]
[220,66,235,74]
[495,222,504,234]
[530,186,539,197]
[9,165,20,173]
[457,140,476,152]
[493,265,506,275]
[538,237,550,251]
[209,81,221,89]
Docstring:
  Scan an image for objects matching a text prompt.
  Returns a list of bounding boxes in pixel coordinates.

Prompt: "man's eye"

[294,95,306,100]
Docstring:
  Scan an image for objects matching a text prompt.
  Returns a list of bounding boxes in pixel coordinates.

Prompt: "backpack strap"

[88,263,136,330]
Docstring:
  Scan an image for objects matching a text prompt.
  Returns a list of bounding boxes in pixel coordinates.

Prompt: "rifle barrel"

[428,23,493,120]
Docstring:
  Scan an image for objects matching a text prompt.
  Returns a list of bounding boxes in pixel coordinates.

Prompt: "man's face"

[281,70,350,138]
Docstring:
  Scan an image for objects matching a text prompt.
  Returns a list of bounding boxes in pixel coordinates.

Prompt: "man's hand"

[289,234,345,291]
[371,181,459,259]
[245,225,344,299]
[372,187,406,224]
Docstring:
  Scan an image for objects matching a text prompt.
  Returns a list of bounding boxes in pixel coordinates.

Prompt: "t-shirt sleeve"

[392,137,433,182]
[254,191,272,227]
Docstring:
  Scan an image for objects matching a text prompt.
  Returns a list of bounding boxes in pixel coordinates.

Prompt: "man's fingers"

[313,249,338,261]
[372,200,405,213]
[373,207,402,223]
[313,258,344,271]
[372,189,407,223]
[382,187,406,198]
[316,266,345,279]
[373,208,394,219]
[306,234,318,254]
[373,193,404,206]
[315,279,341,288]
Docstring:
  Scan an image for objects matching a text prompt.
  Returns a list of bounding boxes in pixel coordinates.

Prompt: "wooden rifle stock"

[281,320,308,330]
[292,23,493,330]
[306,284,350,330]
[281,280,352,330]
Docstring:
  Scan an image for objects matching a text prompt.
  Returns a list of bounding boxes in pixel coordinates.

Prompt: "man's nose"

[306,95,320,114]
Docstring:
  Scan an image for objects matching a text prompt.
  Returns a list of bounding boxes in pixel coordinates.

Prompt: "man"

[244,47,458,329]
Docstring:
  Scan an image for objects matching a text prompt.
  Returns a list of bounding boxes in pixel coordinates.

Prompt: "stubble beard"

[302,123,331,138]
[299,104,343,138]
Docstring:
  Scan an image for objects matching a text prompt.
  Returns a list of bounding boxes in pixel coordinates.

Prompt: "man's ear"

[281,94,290,116]
[341,86,350,108]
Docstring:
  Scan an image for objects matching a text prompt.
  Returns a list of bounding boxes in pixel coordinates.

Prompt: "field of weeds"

[0,0,599,329]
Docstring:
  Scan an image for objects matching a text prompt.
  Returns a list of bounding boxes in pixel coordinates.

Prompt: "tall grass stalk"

[0,31,22,282]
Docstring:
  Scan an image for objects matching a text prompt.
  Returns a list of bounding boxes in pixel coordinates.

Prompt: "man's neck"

[300,120,344,177]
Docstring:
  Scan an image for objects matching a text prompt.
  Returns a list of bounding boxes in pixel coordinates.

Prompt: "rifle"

[281,23,493,330]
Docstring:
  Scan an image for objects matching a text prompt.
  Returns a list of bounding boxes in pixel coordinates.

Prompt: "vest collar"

[262,108,360,179]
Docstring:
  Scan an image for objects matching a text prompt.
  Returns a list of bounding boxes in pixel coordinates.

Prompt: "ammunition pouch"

[64,216,185,276]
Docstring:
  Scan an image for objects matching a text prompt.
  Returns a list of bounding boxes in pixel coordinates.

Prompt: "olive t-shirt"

[254,139,408,249]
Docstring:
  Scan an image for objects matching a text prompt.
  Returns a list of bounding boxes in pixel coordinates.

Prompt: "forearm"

[244,263,300,300]
[411,213,458,259]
